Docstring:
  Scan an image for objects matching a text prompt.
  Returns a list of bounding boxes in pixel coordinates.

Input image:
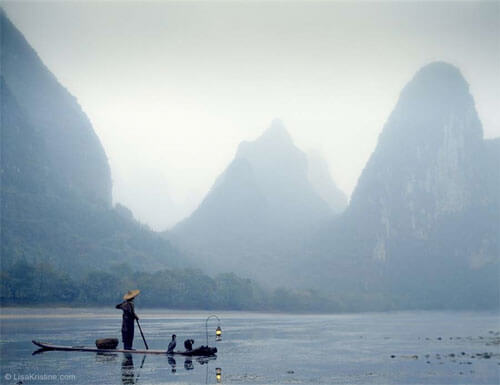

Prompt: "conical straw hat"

[123,289,140,300]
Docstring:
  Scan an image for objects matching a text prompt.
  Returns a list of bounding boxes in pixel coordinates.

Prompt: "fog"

[3,0,499,230]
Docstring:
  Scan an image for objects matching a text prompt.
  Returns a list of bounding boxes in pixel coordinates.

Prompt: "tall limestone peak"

[172,120,333,281]
[257,118,293,144]
[381,61,482,146]
[348,61,489,260]
[1,10,181,275]
[402,61,474,100]
[234,120,315,212]
[236,119,292,156]
[0,9,111,205]
[308,62,498,309]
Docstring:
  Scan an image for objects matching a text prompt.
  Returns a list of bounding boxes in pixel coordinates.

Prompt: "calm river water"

[0,309,499,384]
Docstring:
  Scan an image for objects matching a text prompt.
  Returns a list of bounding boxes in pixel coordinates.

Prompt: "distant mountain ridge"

[171,119,346,282]
[307,150,347,214]
[171,63,499,310]
[2,6,497,310]
[1,9,182,275]
[1,8,111,206]
[308,62,499,309]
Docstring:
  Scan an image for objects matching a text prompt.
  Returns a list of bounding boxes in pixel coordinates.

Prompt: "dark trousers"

[122,329,134,350]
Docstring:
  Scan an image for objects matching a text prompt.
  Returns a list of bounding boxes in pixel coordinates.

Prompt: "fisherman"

[115,290,140,350]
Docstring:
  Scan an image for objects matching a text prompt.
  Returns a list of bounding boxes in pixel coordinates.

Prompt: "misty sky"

[3,1,499,230]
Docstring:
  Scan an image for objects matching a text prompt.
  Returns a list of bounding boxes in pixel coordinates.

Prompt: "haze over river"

[0,309,499,384]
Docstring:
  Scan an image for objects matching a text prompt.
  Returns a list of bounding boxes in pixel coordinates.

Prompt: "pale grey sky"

[3,1,499,230]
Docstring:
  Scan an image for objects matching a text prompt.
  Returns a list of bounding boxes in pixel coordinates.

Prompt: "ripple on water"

[0,309,499,384]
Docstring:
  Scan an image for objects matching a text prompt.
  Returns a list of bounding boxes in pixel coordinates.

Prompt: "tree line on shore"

[0,259,353,312]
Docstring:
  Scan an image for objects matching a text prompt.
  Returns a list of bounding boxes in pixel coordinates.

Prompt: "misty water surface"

[0,309,499,384]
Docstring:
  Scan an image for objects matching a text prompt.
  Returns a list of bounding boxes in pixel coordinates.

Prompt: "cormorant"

[167,334,177,353]
[184,339,194,351]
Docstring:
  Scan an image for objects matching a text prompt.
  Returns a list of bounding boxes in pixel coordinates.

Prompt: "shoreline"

[1,306,498,320]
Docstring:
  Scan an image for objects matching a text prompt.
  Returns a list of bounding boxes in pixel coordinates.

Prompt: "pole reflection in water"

[201,358,222,384]
[136,355,147,383]
[116,351,218,383]
[120,353,146,384]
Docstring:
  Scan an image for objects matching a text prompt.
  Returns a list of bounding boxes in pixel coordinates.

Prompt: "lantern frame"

[205,314,222,345]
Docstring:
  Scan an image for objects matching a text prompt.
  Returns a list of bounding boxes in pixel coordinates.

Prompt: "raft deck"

[32,340,217,356]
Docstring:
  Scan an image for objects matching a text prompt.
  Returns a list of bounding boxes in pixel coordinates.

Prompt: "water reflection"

[95,352,118,363]
[17,311,500,385]
[167,356,177,373]
[196,356,216,365]
[184,358,194,370]
[199,357,221,384]
[121,353,135,385]
[120,354,147,384]
[31,347,220,383]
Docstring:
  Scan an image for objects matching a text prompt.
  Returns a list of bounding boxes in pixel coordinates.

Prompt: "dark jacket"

[115,300,138,333]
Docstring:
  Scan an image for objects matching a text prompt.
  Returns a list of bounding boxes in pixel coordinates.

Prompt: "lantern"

[205,315,222,345]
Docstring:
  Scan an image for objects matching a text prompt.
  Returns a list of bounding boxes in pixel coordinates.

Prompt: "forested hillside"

[1,8,498,312]
[1,10,333,312]
[0,9,181,276]
[0,259,350,312]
